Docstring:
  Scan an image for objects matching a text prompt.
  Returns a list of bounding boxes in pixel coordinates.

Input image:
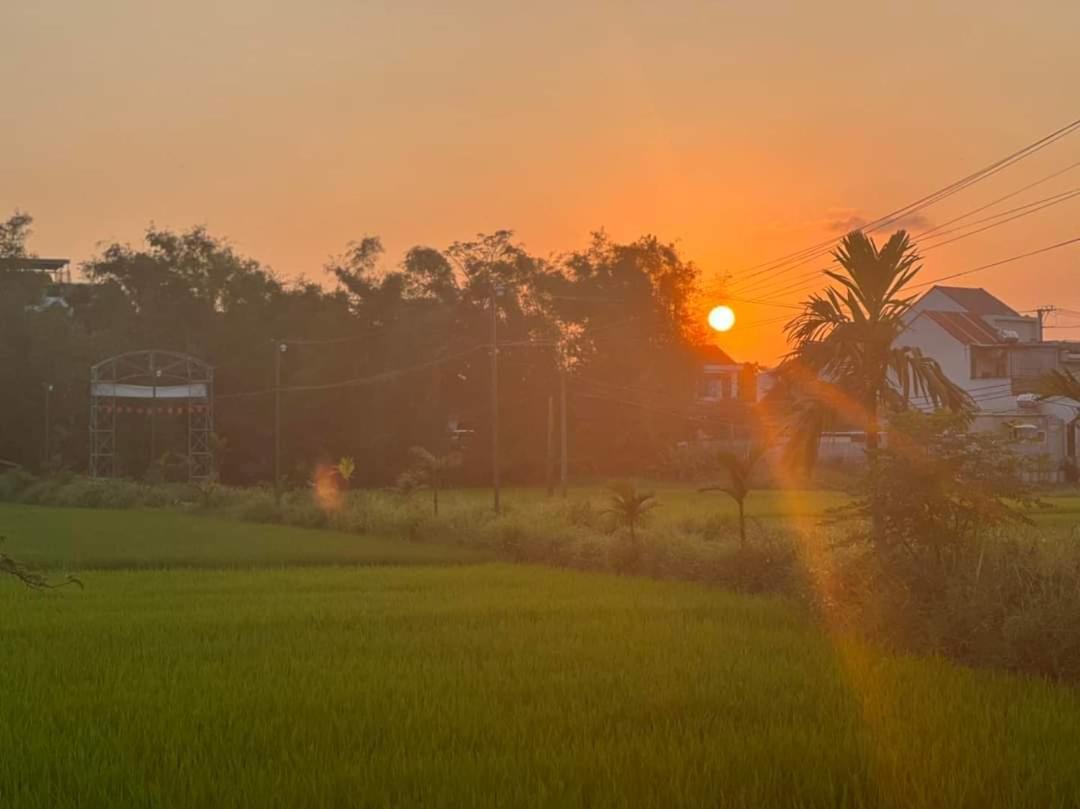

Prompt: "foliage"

[1036,368,1080,402]
[699,445,767,547]
[336,456,356,485]
[600,481,658,543]
[835,410,1038,577]
[817,411,1080,680]
[0,210,34,258]
[780,230,971,470]
[397,446,461,515]
[2,212,709,484]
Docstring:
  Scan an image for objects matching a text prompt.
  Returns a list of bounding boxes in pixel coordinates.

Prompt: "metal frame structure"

[90,350,214,481]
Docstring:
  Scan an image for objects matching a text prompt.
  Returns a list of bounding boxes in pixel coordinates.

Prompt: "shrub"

[0,468,36,500]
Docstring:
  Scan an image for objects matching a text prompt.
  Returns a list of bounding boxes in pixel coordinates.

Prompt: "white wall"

[896,313,1017,411]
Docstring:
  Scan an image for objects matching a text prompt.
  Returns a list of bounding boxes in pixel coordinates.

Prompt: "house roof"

[925,311,1002,345]
[0,257,69,272]
[930,286,1020,317]
[694,344,737,365]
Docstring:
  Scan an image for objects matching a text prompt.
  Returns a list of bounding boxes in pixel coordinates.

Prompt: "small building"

[695,344,757,403]
[898,285,1080,481]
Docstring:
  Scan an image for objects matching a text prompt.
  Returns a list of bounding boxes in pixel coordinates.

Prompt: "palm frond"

[886,347,973,413]
[1035,369,1080,402]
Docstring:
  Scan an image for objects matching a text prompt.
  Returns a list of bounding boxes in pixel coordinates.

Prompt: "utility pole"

[150,367,161,472]
[43,383,53,470]
[559,365,568,498]
[490,284,502,514]
[1035,305,1055,341]
[546,395,555,496]
[274,340,287,505]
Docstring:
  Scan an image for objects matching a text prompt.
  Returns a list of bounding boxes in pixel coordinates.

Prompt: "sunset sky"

[4,0,1079,363]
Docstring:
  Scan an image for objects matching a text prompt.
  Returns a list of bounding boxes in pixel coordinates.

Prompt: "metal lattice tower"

[89,350,215,481]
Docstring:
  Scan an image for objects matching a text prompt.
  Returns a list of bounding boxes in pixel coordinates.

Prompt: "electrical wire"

[746,232,1080,309]
[216,345,486,400]
[910,236,1080,289]
[738,187,1080,303]
[727,117,1080,295]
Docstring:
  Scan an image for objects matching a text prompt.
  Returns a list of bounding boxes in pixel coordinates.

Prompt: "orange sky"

[4,1,1079,364]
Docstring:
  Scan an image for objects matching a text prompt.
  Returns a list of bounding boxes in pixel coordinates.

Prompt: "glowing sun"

[708,305,736,332]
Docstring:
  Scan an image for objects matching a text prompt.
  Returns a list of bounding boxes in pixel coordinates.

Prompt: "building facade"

[898,285,1080,481]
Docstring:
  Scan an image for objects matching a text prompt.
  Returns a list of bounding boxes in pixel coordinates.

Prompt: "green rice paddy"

[2,501,1079,807]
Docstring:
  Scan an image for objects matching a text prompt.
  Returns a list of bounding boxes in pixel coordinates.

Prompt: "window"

[971,347,1006,379]
[701,374,733,400]
[1009,424,1044,444]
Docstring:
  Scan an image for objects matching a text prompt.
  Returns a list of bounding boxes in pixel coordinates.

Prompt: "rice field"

[0,504,486,570]
[4,501,1080,807]
[3,513,1080,806]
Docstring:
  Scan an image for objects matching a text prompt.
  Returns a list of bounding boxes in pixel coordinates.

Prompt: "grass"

[447,484,852,521]
[3,564,1080,808]
[0,504,487,570]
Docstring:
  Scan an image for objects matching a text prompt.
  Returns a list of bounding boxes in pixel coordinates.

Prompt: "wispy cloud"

[823,208,932,234]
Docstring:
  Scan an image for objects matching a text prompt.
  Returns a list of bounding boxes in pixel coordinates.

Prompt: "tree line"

[0,212,742,486]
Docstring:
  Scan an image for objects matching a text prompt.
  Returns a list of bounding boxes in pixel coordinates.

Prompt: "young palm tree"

[602,481,658,544]
[699,445,767,548]
[405,446,461,516]
[782,230,971,469]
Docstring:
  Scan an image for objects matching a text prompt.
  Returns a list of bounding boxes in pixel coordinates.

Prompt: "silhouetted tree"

[782,230,971,470]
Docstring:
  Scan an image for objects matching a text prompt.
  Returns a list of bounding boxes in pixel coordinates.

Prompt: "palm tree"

[699,445,767,548]
[602,481,658,544]
[782,230,971,469]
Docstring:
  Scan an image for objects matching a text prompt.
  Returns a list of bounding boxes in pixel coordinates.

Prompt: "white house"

[898,285,1080,481]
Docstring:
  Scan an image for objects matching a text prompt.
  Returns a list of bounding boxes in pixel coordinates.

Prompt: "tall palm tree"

[782,230,971,469]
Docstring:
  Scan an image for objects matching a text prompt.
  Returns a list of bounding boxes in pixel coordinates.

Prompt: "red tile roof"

[925,311,1001,345]
[931,286,1019,317]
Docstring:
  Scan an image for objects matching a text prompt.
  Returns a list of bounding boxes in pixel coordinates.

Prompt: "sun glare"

[708,305,736,332]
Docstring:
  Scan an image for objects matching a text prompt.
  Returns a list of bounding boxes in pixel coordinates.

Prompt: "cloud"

[823,208,933,234]
[824,210,868,232]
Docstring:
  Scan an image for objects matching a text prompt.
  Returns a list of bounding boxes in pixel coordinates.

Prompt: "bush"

[0,468,38,500]
[822,411,1080,680]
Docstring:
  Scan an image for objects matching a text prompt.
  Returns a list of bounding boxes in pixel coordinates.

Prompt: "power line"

[724,237,1080,345]
[920,189,1080,252]
[572,390,708,423]
[732,116,1080,290]
[216,344,486,400]
[910,236,1080,289]
[728,116,1080,296]
[743,208,1080,306]
[914,159,1080,240]
[281,332,372,346]
[737,185,1080,303]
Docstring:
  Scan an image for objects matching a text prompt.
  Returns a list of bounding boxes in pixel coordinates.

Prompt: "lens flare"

[313,463,343,512]
[708,305,736,332]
